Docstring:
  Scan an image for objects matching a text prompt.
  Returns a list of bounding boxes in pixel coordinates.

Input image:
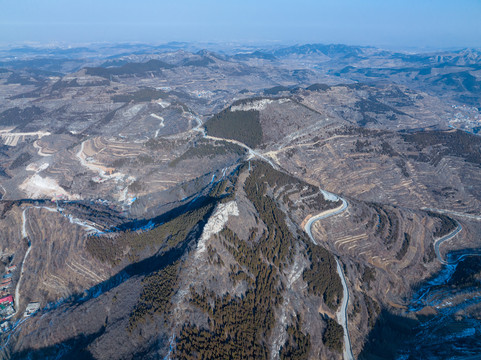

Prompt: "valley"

[0,43,480,359]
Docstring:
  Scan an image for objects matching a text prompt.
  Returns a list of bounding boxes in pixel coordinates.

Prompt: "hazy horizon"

[1,40,477,54]
[2,0,481,50]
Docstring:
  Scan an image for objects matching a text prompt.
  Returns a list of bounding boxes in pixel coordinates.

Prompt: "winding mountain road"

[433,219,481,265]
[335,258,353,360]
[191,114,278,169]
[191,111,353,358]
[433,221,462,265]
[192,112,353,358]
[204,134,277,168]
[304,195,354,360]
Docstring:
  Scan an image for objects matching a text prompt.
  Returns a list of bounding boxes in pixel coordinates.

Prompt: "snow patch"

[157,100,171,108]
[231,99,274,112]
[123,104,144,118]
[287,258,304,286]
[151,113,165,126]
[231,98,290,112]
[151,114,165,137]
[320,189,339,202]
[118,187,129,202]
[26,162,49,173]
[196,201,239,258]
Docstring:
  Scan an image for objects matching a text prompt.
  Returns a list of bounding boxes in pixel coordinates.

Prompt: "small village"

[449,104,481,134]
[0,262,40,333]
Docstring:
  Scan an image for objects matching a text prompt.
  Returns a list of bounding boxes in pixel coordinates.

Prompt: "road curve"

[433,221,481,265]
[190,114,279,169]
[204,134,278,169]
[304,195,354,360]
[155,112,351,356]
[433,221,462,265]
[335,258,354,360]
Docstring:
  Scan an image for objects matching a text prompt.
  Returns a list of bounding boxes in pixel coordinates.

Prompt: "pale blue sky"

[1,0,480,49]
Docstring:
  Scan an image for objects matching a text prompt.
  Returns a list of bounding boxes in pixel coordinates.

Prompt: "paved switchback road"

[433,221,462,265]
[433,221,481,265]
[304,194,354,360]
[179,113,353,358]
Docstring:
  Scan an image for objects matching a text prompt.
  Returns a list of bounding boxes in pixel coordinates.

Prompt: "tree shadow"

[358,309,419,360]
[11,325,105,360]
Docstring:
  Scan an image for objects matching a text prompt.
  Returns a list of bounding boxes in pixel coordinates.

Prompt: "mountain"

[0,43,480,359]
[272,43,367,59]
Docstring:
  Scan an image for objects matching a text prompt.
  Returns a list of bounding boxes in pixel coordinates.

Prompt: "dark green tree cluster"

[264,86,291,95]
[279,316,311,360]
[242,162,305,268]
[9,152,32,170]
[175,223,286,358]
[303,241,343,311]
[128,261,179,331]
[395,158,410,177]
[183,57,215,67]
[204,109,263,148]
[206,244,224,267]
[395,233,411,260]
[354,97,405,126]
[322,318,344,353]
[354,139,372,153]
[355,97,405,115]
[176,261,282,359]
[370,204,399,247]
[169,140,246,167]
[0,106,43,127]
[361,266,376,290]
[5,72,38,86]
[448,256,481,288]
[86,202,214,265]
[402,129,481,166]
[208,177,238,204]
[424,242,436,263]
[426,211,458,238]
[208,179,228,199]
[246,161,340,212]
[85,59,174,78]
[175,161,343,358]
[306,83,331,91]
[51,78,81,91]
[175,162,311,359]
[85,236,124,265]
[144,137,177,151]
[363,293,381,329]
[247,160,303,189]
[112,88,167,103]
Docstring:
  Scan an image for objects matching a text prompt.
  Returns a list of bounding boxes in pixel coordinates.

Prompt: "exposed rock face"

[0,45,480,359]
[195,200,239,258]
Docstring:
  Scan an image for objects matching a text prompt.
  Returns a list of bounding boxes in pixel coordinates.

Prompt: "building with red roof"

[0,296,13,305]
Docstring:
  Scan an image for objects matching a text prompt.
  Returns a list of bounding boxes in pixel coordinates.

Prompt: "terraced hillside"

[4,162,349,360]
[0,45,480,359]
